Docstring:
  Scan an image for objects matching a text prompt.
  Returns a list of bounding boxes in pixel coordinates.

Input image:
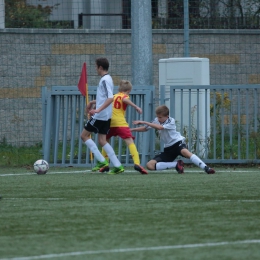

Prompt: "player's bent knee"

[80,130,90,142]
[146,161,156,171]
[80,133,85,141]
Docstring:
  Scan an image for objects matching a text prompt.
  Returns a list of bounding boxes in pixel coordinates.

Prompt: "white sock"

[85,139,105,162]
[190,154,206,170]
[156,161,177,171]
[103,143,121,167]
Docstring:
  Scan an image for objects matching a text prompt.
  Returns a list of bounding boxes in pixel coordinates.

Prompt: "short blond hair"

[118,80,132,92]
[155,105,169,116]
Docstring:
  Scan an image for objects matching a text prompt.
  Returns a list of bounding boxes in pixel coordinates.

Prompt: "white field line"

[1,239,260,260]
[3,197,260,203]
[0,169,258,177]
[0,171,88,177]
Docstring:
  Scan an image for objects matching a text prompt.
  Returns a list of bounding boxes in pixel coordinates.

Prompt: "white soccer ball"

[33,159,49,174]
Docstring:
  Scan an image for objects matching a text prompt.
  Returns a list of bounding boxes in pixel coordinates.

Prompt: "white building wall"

[0,0,4,29]
[158,0,168,18]
[84,0,122,29]
[27,0,122,29]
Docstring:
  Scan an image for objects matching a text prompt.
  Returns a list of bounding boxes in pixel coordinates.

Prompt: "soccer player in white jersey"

[131,105,215,174]
[80,57,124,174]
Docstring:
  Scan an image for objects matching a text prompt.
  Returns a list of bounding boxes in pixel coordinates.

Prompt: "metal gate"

[42,84,260,167]
[160,84,260,164]
[42,85,155,167]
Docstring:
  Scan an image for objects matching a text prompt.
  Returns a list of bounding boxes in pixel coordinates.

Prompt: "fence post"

[131,0,153,86]
[183,0,190,57]
[43,94,53,163]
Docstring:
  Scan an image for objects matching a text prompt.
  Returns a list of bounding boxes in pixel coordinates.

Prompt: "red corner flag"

[77,62,88,97]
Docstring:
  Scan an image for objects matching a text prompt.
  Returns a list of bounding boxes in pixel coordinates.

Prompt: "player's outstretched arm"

[123,98,142,114]
[133,120,164,130]
[130,126,147,132]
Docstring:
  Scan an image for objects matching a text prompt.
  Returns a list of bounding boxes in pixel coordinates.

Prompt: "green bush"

[5,0,53,28]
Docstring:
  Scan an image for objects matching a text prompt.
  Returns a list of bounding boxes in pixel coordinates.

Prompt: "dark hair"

[95,57,109,71]
[155,105,169,116]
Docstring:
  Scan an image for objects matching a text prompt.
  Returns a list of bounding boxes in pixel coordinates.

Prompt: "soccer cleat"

[92,160,109,172]
[134,164,148,174]
[175,160,184,174]
[205,166,215,174]
[107,165,124,175]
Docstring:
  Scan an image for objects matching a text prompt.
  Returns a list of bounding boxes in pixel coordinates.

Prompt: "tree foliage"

[154,0,260,29]
[4,0,260,29]
[5,0,53,28]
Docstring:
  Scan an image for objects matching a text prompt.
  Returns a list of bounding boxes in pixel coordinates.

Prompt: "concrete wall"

[0,28,260,145]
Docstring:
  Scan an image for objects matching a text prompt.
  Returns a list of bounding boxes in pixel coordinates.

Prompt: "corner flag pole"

[78,62,93,164]
[84,64,94,163]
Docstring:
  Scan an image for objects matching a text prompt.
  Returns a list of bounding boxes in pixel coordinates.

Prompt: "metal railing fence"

[42,84,260,167]
[160,84,260,164]
[42,85,155,167]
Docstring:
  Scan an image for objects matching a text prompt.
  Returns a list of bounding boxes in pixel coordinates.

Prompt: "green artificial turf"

[0,167,260,260]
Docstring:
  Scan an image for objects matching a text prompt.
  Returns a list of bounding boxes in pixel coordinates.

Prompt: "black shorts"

[153,140,187,162]
[84,117,111,135]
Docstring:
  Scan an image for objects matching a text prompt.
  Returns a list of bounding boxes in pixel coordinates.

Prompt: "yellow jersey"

[110,92,129,127]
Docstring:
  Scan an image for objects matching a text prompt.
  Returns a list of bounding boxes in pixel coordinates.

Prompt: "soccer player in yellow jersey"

[100,80,148,174]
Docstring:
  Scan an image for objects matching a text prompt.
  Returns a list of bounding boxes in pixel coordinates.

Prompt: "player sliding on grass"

[131,105,215,174]
[80,57,124,175]
[99,80,147,174]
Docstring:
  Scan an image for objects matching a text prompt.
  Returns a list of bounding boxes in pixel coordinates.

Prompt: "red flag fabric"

[77,62,87,96]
